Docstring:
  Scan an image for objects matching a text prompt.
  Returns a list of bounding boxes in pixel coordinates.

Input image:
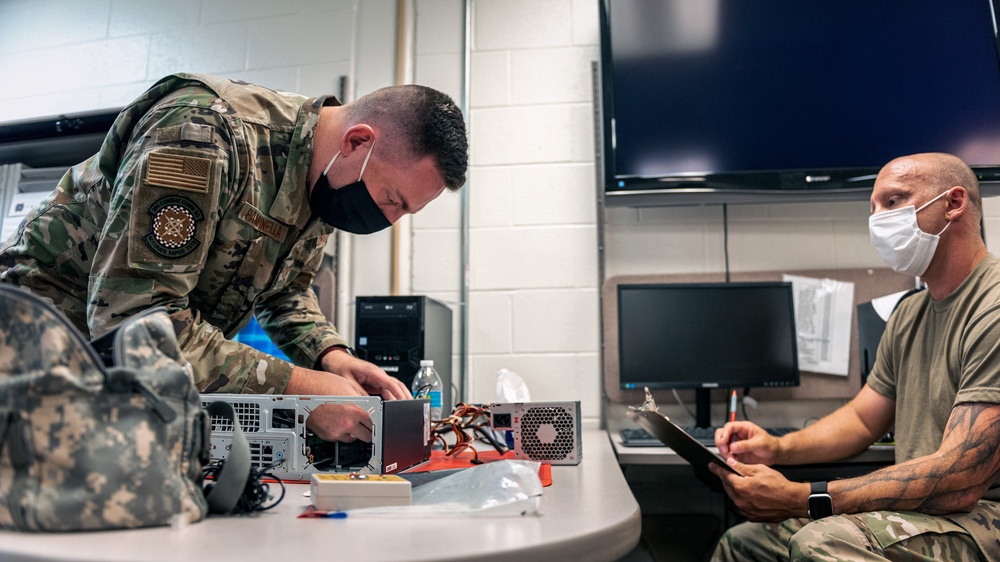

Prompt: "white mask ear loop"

[916,188,951,213]
[357,138,376,180]
[321,138,376,179]
[916,188,953,235]
[322,152,340,176]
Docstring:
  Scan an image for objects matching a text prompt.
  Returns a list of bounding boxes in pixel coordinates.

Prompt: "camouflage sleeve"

[86,96,293,394]
[170,308,294,394]
[253,236,349,368]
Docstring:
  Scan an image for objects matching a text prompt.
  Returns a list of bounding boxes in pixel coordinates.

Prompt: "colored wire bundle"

[430,402,507,463]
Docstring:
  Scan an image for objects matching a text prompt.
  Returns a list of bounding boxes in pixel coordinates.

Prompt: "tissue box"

[310,473,412,511]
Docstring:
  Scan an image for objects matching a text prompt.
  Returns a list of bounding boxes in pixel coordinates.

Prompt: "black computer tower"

[354,296,453,415]
[856,301,885,387]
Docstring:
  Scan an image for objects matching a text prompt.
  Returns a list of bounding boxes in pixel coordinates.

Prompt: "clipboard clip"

[628,386,661,415]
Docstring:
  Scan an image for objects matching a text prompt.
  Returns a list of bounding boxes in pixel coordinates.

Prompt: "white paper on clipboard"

[782,275,854,376]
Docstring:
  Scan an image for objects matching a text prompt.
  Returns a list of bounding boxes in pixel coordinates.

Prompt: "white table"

[0,430,641,562]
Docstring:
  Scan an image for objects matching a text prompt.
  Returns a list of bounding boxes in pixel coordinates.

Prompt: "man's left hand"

[320,349,412,400]
[708,457,810,522]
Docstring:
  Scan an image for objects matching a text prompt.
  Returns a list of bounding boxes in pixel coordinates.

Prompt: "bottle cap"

[419,359,434,367]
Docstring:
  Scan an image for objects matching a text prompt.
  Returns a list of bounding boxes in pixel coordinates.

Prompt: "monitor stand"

[695,388,712,429]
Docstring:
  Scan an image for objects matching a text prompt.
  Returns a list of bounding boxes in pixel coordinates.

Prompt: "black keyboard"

[620,425,797,447]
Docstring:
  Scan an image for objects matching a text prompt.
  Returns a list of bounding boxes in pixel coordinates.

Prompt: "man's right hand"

[284,366,375,442]
[715,421,782,466]
[306,403,374,442]
[285,365,366,396]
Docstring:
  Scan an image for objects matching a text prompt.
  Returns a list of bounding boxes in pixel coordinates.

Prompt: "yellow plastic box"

[309,473,412,511]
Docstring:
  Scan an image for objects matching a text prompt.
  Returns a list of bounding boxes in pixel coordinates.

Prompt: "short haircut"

[919,153,982,216]
[345,85,468,190]
[938,154,980,209]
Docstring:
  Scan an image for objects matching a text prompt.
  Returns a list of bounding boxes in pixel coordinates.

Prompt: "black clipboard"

[626,409,742,477]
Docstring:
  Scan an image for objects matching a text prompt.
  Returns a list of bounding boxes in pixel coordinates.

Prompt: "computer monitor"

[617,282,800,428]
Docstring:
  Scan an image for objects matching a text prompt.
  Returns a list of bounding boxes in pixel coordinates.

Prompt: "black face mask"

[309,142,392,234]
[310,175,391,234]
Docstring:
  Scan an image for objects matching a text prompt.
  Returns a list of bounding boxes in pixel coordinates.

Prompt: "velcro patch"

[143,195,205,259]
[179,122,215,143]
[145,152,212,193]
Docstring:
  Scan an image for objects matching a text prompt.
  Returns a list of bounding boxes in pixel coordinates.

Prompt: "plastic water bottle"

[411,359,443,421]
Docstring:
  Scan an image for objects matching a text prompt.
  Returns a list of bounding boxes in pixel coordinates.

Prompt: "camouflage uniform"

[714,254,1000,561]
[0,73,348,394]
[714,504,1000,562]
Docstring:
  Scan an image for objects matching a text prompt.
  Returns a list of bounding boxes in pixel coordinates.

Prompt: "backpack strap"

[203,401,251,514]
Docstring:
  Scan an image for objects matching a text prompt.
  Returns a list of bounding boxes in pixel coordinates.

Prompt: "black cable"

[241,463,286,513]
[741,387,751,422]
[473,423,508,454]
[203,458,286,514]
[723,204,731,283]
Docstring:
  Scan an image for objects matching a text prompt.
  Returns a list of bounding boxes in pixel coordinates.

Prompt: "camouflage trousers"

[712,501,1000,562]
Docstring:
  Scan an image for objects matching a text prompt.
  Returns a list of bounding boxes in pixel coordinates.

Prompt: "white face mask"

[868,189,952,277]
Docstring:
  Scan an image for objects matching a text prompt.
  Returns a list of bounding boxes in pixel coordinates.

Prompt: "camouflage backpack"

[0,285,249,531]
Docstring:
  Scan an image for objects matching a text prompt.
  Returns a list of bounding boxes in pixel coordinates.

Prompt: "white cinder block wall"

[3,0,1000,430]
[466,0,603,420]
[0,0,369,122]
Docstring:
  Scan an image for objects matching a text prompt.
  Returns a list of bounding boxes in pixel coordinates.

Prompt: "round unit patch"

[143,194,205,258]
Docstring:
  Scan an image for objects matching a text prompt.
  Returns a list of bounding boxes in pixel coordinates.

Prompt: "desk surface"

[609,428,895,467]
[606,398,895,468]
[0,431,640,562]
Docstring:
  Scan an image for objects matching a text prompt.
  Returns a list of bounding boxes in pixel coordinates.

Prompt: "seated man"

[710,153,1000,561]
[0,73,468,443]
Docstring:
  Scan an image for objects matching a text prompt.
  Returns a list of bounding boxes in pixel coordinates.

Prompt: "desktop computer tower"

[201,394,431,479]
[355,296,453,415]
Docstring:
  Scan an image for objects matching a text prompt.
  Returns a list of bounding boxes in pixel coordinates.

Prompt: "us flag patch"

[145,152,211,193]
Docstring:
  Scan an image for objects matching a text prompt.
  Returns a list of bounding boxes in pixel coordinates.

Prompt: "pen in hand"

[728,389,737,446]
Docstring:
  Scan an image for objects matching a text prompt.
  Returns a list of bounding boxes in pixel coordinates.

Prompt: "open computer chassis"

[201,394,431,480]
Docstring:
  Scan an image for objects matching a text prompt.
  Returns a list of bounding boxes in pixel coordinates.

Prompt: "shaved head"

[880,152,981,219]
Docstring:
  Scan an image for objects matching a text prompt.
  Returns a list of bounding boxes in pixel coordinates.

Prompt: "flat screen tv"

[599,0,1000,205]
[617,282,800,427]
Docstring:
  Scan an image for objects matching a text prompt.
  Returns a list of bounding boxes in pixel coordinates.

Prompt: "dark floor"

[619,514,722,562]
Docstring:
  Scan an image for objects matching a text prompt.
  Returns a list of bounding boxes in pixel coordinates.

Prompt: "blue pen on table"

[299,510,348,519]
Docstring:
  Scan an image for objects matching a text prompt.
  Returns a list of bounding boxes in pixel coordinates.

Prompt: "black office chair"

[856,287,924,444]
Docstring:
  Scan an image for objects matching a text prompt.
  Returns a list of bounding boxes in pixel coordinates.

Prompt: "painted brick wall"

[0,0,379,122]
[465,0,603,420]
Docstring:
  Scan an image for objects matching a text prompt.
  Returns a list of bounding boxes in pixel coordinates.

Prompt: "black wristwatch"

[808,481,834,520]
[314,344,357,369]
[332,344,357,357]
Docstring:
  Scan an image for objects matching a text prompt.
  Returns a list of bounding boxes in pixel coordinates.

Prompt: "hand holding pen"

[717,392,783,466]
[728,389,738,445]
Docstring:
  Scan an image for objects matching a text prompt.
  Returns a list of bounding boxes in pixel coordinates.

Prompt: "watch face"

[809,493,834,519]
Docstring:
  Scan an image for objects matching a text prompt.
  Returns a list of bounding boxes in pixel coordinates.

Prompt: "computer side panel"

[201,394,385,480]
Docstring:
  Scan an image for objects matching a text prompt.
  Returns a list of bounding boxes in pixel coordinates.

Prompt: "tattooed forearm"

[832,402,1000,515]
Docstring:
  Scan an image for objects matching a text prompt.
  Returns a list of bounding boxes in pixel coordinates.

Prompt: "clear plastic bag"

[344,460,543,518]
[495,368,531,402]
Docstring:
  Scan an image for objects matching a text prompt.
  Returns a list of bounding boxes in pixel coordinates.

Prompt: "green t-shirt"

[868,253,1000,501]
